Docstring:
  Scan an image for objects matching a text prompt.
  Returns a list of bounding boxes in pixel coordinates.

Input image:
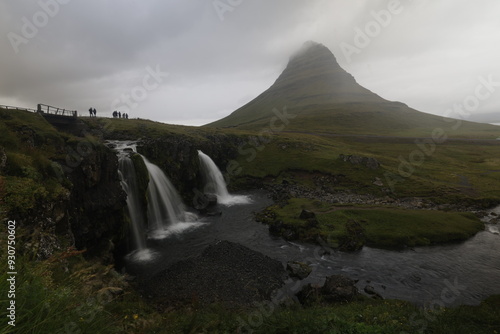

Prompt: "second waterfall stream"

[197,150,251,206]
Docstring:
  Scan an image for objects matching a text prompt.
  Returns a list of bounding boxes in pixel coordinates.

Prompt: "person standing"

[89,107,93,117]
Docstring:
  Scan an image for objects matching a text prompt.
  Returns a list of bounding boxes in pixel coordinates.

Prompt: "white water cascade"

[118,154,147,251]
[197,150,251,205]
[112,141,202,260]
[115,141,153,260]
[141,155,200,240]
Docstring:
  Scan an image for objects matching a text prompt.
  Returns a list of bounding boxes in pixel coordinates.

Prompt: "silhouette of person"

[89,107,93,117]
[93,108,97,117]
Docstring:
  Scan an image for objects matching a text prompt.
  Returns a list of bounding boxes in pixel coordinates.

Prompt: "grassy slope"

[233,130,500,203]
[1,110,500,332]
[0,109,73,216]
[206,43,500,139]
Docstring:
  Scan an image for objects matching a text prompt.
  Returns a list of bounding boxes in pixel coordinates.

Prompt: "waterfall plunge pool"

[125,190,500,307]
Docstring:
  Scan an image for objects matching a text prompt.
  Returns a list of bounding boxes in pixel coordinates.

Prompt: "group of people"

[112,111,129,119]
[87,107,130,119]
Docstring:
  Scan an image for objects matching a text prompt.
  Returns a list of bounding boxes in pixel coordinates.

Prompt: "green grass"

[0,253,120,334]
[232,130,500,204]
[263,198,484,249]
[2,251,499,334]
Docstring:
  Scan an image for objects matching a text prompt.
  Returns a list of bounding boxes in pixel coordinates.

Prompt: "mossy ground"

[261,198,484,249]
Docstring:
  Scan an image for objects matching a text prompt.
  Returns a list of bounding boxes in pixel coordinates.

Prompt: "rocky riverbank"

[265,179,499,216]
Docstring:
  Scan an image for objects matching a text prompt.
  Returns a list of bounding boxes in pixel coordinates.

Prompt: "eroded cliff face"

[1,133,127,262]
[137,133,247,204]
[64,145,127,260]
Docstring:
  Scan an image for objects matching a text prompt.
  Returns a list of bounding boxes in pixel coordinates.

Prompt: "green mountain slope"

[206,41,499,138]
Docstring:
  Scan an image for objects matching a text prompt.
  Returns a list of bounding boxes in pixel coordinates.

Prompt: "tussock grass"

[265,198,484,249]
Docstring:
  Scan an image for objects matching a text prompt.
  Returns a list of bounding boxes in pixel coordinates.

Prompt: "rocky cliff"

[137,132,247,204]
[0,109,128,261]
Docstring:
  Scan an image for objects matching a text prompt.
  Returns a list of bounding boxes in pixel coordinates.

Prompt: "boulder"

[321,275,358,302]
[286,261,313,279]
[373,177,384,187]
[339,154,380,170]
[194,193,218,211]
[296,274,358,305]
[296,283,322,305]
[364,285,383,300]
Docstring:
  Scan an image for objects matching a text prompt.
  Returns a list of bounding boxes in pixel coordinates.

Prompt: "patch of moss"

[263,198,484,249]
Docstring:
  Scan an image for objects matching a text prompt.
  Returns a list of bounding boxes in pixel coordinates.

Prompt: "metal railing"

[0,103,78,117]
[0,104,37,113]
[37,104,77,117]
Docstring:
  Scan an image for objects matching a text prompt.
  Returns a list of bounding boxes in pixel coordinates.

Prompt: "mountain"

[206,41,499,137]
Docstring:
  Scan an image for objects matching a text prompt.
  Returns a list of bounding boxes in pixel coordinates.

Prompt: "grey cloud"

[1,0,499,124]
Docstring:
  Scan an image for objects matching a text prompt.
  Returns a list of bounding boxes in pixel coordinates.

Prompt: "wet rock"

[286,261,312,279]
[321,275,358,302]
[206,210,222,217]
[194,193,218,211]
[296,274,358,305]
[296,283,322,305]
[364,285,384,300]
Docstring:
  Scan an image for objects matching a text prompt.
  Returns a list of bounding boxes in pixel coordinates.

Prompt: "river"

[125,190,500,307]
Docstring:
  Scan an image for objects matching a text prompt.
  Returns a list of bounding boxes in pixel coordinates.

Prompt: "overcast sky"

[1,0,500,125]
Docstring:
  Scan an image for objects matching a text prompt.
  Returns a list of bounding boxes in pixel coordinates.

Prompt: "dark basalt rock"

[286,261,313,279]
[141,240,288,308]
[297,274,358,305]
[364,285,384,300]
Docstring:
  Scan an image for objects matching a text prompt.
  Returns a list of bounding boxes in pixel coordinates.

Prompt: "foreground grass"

[2,247,500,334]
[260,198,484,249]
[1,246,499,334]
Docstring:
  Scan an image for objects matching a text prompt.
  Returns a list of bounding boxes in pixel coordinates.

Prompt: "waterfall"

[197,150,251,205]
[118,157,147,251]
[141,155,199,239]
[115,141,154,260]
[111,141,202,260]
